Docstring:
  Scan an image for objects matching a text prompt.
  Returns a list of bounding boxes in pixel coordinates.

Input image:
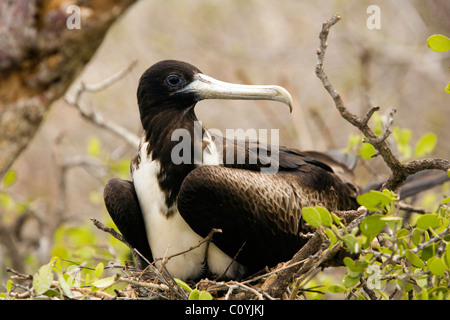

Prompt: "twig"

[6,268,33,280]
[315,13,450,192]
[118,277,170,291]
[156,228,222,270]
[64,61,140,148]
[205,279,273,300]
[261,231,324,298]
[410,224,450,254]
[230,281,265,300]
[83,60,137,93]
[242,257,308,285]
[91,217,129,246]
[214,241,246,281]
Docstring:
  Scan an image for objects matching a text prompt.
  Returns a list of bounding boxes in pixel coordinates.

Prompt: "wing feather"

[177,162,357,273]
[103,178,153,266]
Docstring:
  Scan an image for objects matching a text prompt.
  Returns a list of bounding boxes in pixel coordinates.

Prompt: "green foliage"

[2,170,17,188]
[175,279,213,300]
[2,257,126,300]
[302,206,332,228]
[427,34,450,94]
[427,34,450,52]
[302,190,450,300]
[87,136,102,157]
[345,121,438,162]
[357,189,397,211]
[392,127,413,160]
[415,133,437,158]
[2,218,132,299]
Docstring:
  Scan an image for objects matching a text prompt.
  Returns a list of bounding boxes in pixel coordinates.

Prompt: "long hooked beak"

[177,73,293,112]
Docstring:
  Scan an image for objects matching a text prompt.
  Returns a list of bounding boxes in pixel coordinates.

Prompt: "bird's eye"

[166,74,182,87]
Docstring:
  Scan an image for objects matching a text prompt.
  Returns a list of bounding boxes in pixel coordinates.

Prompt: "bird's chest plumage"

[131,141,242,280]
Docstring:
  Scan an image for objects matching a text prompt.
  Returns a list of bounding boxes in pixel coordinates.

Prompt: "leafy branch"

[4,13,450,301]
[315,14,450,192]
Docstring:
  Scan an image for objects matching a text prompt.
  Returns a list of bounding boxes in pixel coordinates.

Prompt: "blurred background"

[1,0,449,284]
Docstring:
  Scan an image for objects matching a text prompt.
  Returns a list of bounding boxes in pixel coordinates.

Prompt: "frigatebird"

[103,60,359,281]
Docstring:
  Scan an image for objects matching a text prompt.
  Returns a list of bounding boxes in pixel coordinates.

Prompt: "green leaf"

[331,212,343,226]
[0,193,14,210]
[189,289,200,300]
[94,262,104,279]
[428,256,446,276]
[91,276,116,289]
[421,244,437,262]
[57,273,73,298]
[343,274,360,288]
[36,289,58,299]
[396,228,409,239]
[445,82,450,94]
[188,289,213,300]
[87,137,101,157]
[381,189,398,200]
[442,197,450,204]
[444,244,450,269]
[428,286,449,299]
[6,280,13,293]
[392,127,412,159]
[360,142,376,159]
[357,191,395,211]
[174,278,193,292]
[381,216,403,222]
[343,257,367,273]
[33,263,54,295]
[412,228,422,246]
[360,214,386,238]
[302,207,322,228]
[3,170,17,188]
[415,133,437,157]
[198,291,213,300]
[324,228,337,245]
[316,206,332,227]
[345,133,362,154]
[343,234,360,253]
[405,250,426,268]
[427,34,450,52]
[328,285,346,293]
[416,214,440,230]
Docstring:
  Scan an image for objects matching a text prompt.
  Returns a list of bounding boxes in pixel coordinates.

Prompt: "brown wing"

[177,161,358,274]
[103,178,153,266]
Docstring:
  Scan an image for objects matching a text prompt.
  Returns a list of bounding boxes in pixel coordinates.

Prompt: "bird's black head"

[137,59,293,129]
[137,60,202,120]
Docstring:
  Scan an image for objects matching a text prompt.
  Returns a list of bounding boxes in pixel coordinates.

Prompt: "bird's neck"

[139,107,205,208]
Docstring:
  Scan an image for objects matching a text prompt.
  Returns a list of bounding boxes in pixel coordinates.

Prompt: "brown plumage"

[177,156,358,272]
[104,60,359,280]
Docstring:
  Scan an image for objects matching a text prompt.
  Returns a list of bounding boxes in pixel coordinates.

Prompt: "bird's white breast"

[131,140,244,280]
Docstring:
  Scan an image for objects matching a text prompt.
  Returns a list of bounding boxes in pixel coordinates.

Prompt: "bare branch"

[156,228,222,272]
[314,13,450,192]
[83,60,137,93]
[64,61,140,149]
[0,0,138,179]
[90,217,129,246]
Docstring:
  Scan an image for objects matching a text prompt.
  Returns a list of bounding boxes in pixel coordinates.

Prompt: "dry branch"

[261,206,367,298]
[315,13,450,192]
[260,12,450,298]
[64,60,140,149]
[0,0,138,178]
